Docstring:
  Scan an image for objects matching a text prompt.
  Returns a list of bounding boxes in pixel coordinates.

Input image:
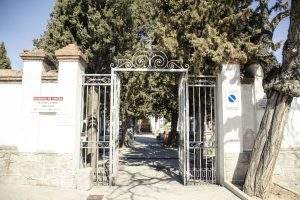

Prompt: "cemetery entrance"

[80,51,217,186]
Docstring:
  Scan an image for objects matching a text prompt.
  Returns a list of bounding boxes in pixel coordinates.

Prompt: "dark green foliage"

[0,42,11,69]
[35,0,135,73]
[35,0,262,121]
[151,0,260,74]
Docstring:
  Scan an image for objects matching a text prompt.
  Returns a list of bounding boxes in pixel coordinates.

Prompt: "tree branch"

[271,10,290,31]
[260,0,270,24]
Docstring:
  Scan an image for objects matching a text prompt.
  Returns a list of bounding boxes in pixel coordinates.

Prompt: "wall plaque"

[32,96,63,113]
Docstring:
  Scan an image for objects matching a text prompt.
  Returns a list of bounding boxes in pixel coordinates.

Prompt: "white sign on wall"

[32,96,63,113]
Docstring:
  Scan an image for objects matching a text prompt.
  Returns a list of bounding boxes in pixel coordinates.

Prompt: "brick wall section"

[0,146,75,188]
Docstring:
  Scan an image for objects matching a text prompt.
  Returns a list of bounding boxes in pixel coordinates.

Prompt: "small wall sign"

[228,94,237,103]
[258,96,268,108]
[32,96,63,113]
[226,90,240,109]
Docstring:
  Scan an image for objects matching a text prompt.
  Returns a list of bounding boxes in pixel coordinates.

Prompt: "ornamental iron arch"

[110,50,189,72]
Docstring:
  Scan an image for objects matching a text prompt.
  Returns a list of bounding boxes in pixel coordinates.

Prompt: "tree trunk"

[119,116,129,148]
[87,86,99,167]
[244,0,299,198]
[170,111,179,146]
[243,91,292,199]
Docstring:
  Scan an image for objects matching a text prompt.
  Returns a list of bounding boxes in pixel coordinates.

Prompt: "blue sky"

[0,0,55,69]
[0,0,290,69]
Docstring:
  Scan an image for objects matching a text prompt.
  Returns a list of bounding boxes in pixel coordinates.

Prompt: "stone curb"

[224,181,254,200]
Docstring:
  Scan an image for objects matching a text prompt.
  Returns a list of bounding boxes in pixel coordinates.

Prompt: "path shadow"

[119,134,180,183]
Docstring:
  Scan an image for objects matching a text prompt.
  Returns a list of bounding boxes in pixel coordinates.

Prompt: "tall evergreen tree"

[34,0,135,73]
[35,0,262,145]
[0,42,11,69]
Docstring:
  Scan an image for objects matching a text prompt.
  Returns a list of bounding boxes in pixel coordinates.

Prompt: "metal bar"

[185,72,190,184]
[187,84,215,87]
[82,74,111,77]
[210,87,213,183]
[109,72,115,185]
[83,83,111,86]
[104,86,107,159]
[192,86,195,183]
[213,84,218,184]
[204,87,208,182]
[113,68,188,72]
[188,75,217,78]
[85,85,88,167]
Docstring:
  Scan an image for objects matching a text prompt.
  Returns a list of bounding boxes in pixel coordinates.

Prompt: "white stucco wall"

[282,97,300,148]
[217,63,243,184]
[0,59,84,158]
[242,66,300,149]
[0,82,22,147]
[219,64,300,190]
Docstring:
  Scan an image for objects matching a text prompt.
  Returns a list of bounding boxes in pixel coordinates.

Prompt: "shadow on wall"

[222,114,251,185]
[223,83,255,186]
[231,152,251,186]
[229,94,300,188]
[283,98,300,148]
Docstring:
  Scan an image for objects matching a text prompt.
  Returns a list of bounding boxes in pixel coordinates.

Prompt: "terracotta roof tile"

[55,43,87,62]
[0,69,58,82]
[0,69,22,81]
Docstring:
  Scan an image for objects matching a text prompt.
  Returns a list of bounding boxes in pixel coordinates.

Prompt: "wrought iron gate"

[80,51,217,186]
[188,76,217,184]
[178,73,190,185]
[80,74,111,185]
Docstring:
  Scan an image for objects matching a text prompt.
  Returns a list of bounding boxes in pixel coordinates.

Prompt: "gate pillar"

[19,49,53,152]
[56,44,87,168]
[217,63,243,185]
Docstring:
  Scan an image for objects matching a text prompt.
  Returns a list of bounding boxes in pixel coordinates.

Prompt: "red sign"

[32,96,63,112]
[33,97,63,101]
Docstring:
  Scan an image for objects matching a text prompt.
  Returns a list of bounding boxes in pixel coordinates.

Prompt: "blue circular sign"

[228,94,236,103]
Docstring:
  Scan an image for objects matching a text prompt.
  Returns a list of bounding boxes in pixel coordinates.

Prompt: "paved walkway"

[0,134,240,200]
[93,134,240,200]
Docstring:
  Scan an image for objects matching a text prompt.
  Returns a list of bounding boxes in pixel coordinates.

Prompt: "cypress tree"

[0,42,11,69]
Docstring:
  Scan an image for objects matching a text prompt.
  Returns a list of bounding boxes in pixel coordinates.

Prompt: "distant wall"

[0,82,22,147]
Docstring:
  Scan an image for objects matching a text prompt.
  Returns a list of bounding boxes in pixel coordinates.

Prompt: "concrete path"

[91,134,240,200]
[0,134,240,200]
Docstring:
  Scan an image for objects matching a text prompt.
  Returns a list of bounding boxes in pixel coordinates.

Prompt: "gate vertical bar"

[109,69,120,185]
[109,72,115,185]
[184,72,190,184]
[178,71,190,185]
[178,74,184,184]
